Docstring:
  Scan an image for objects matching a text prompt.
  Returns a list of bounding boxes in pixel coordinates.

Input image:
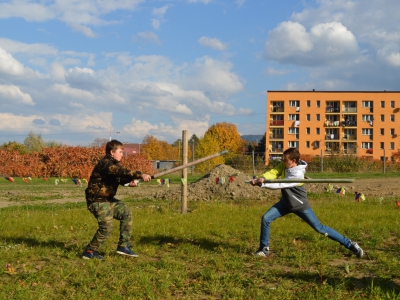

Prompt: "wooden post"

[181,130,188,214]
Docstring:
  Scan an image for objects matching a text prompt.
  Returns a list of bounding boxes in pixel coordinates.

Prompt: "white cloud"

[0,47,24,76]
[135,32,161,44]
[152,5,170,16]
[69,23,97,38]
[151,19,161,30]
[0,0,144,36]
[181,56,244,98]
[376,43,400,67]
[198,36,228,51]
[0,85,34,105]
[188,0,213,3]
[265,67,290,76]
[264,21,358,66]
[65,67,109,91]
[50,83,96,102]
[0,38,57,55]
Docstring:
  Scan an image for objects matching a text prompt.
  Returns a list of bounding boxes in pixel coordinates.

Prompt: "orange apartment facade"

[266,91,400,161]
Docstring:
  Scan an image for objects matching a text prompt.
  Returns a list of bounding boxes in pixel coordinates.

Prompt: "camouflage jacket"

[85,155,142,204]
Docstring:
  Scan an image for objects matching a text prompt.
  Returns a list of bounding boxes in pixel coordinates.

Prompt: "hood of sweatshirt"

[285,159,307,179]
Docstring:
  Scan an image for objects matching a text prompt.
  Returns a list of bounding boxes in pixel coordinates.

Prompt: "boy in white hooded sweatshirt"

[251,148,363,258]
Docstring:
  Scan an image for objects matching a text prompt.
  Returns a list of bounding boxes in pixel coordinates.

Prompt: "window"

[381,101,385,108]
[380,128,384,135]
[316,114,320,121]
[362,128,373,135]
[391,101,395,108]
[288,141,299,148]
[362,115,373,121]
[307,100,311,107]
[289,100,300,107]
[362,101,373,108]
[391,142,395,150]
[380,115,384,122]
[316,128,320,134]
[362,142,373,149]
[306,114,310,121]
[391,115,395,122]
[289,114,300,120]
[315,141,320,148]
[288,127,299,134]
[306,141,310,148]
[316,100,320,108]
[380,142,384,149]
[391,128,395,135]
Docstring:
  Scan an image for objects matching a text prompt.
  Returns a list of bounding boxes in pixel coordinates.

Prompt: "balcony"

[270,120,284,126]
[342,120,357,126]
[326,107,340,113]
[270,147,284,153]
[324,120,340,127]
[325,134,339,140]
[271,107,284,113]
[270,134,284,139]
[343,134,357,140]
[342,107,357,113]
[343,148,357,154]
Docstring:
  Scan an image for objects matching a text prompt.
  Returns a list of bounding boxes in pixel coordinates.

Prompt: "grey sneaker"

[349,241,363,258]
[254,246,270,257]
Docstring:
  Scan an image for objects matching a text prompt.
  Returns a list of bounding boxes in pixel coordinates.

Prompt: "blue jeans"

[259,200,351,249]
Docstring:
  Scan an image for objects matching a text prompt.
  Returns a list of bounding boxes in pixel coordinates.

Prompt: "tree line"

[0,123,267,177]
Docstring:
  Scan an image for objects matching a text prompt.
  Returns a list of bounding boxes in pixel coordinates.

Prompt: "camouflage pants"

[86,199,133,251]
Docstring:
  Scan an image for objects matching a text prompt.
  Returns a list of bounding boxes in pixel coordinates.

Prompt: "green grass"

[0,177,399,299]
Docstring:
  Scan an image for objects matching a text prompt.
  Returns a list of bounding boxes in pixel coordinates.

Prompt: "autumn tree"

[24,131,47,153]
[141,135,181,161]
[91,138,109,148]
[0,141,29,154]
[204,122,246,160]
[195,133,224,173]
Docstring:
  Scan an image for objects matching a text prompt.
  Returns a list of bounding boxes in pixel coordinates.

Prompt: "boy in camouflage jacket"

[82,140,151,260]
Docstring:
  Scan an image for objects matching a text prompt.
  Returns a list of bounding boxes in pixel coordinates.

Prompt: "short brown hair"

[106,139,123,155]
[283,148,300,163]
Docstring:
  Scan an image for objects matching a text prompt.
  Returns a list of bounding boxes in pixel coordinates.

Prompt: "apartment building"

[266,91,400,161]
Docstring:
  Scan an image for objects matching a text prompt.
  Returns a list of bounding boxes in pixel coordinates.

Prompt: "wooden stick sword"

[246,178,355,183]
[151,150,228,179]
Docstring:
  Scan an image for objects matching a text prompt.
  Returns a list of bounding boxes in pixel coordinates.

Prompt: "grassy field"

[0,175,399,299]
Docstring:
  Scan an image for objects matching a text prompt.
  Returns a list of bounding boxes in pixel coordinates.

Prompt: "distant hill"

[241,134,264,143]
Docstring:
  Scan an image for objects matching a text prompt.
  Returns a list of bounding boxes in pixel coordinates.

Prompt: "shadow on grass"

[1,236,74,250]
[279,270,400,295]
[139,234,242,252]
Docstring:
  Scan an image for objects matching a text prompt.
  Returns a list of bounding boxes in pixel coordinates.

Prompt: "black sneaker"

[82,250,104,260]
[116,245,139,257]
[349,241,363,258]
[254,246,270,257]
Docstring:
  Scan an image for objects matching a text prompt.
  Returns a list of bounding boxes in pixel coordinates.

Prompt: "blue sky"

[1,0,400,146]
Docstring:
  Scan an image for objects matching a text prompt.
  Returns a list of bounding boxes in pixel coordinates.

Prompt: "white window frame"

[362,115,373,121]
[362,101,373,108]
[362,128,373,135]
[361,142,373,149]
[289,100,300,107]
